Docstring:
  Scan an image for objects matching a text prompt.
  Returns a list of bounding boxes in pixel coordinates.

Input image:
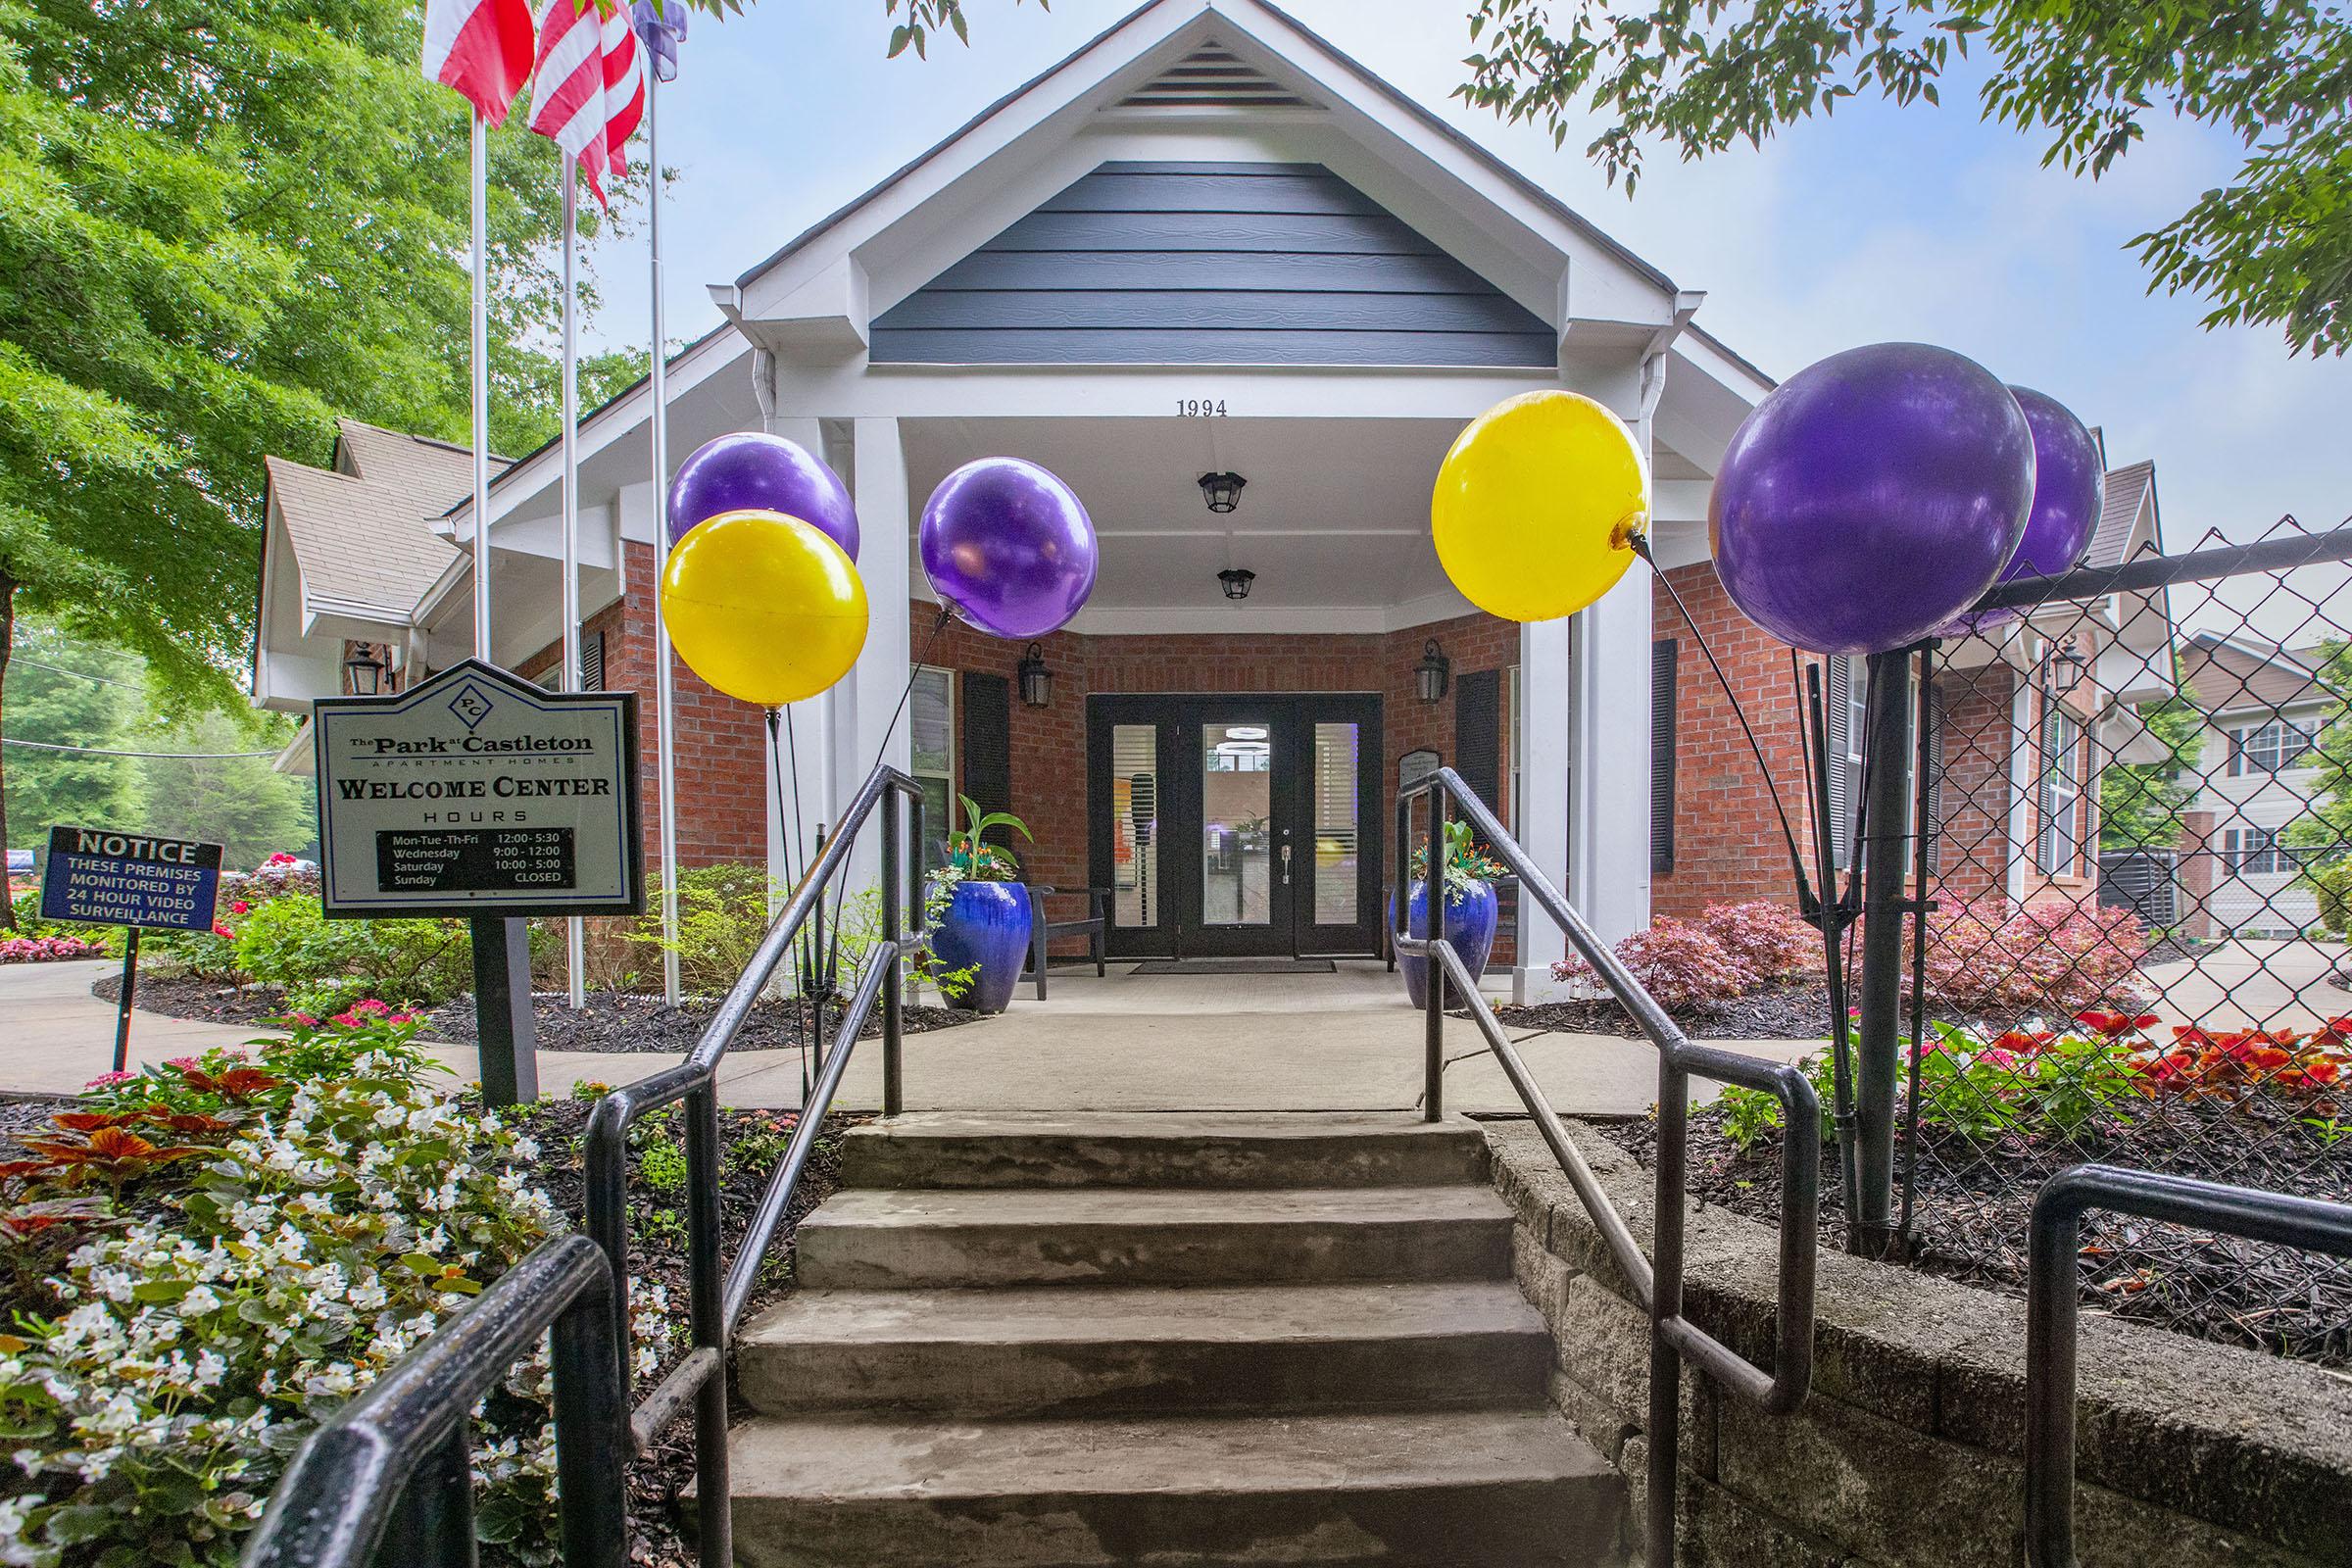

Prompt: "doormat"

[1130,957,1338,976]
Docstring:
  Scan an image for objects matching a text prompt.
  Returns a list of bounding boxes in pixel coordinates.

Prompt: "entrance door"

[1090,694,1383,958]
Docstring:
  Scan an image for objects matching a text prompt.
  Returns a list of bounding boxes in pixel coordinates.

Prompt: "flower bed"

[1620,1010,2351,1365]
[0,937,104,965]
[0,1005,851,1565]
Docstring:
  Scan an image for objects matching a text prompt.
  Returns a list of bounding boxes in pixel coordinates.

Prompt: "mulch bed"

[503,1096,866,1566]
[1489,979,1981,1042]
[91,973,975,1053]
[1599,1098,2352,1367]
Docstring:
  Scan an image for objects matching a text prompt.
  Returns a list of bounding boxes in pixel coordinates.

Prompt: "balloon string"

[1633,534,1812,906]
[767,706,810,1099]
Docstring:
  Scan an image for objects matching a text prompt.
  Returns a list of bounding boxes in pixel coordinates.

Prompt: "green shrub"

[231,896,471,1016]
[629,862,782,996]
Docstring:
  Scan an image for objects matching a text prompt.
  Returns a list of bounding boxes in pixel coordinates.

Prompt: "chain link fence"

[1900,517,2352,1363]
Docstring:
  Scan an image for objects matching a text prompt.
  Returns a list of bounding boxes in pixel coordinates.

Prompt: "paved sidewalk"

[3,958,1813,1116]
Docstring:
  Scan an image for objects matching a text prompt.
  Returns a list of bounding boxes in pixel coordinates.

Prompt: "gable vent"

[1118,42,1317,110]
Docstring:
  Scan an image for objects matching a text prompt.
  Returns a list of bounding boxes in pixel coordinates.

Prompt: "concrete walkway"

[2,958,1814,1116]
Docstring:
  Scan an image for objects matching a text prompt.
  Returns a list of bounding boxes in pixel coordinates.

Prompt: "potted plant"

[1394,819,1507,1009]
[927,795,1035,1014]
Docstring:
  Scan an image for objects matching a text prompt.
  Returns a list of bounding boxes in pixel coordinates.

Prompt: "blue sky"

[584,0,2352,558]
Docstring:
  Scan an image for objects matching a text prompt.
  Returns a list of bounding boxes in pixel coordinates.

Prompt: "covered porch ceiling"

[903,415,1714,632]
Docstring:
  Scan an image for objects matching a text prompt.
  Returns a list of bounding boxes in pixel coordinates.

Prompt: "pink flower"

[229,901,251,915]
[386,1012,416,1026]
[267,853,297,865]
[284,1012,318,1028]
[329,1012,360,1029]
[350,999,391,1016]
[1975,1048,2022,1071]
[84,1070,133,1088]
[212,923,235,941]
[165,1056,198,1070]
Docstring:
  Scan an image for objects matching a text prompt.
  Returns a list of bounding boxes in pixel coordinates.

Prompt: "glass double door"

[1089,694,1383,958]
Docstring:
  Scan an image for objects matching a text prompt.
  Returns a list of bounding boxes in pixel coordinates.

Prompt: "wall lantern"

[1199,471,1248,514]
[1415,639,1451,704]
[1218,567,1256,601]
[1017,642,1053,708]
[344,647,387,697]
[2045,636,2089,697]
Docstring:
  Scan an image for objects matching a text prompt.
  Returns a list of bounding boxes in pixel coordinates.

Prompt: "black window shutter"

[1924,680,1946,875]
[1453,669,1502,825]
[1651,639,1678,873]
[1826,657,1852,870]
[960,671,1012,848]
[579,629,604,693]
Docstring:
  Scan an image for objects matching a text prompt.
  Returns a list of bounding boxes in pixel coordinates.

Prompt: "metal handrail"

[1393,767,1819,1568]
[242,1235,628,1568]
[582,761,925,1568]
[2024,1164,2352,1568]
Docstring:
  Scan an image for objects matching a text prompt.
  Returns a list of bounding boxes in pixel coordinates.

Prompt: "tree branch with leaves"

[1456,0,2352,355]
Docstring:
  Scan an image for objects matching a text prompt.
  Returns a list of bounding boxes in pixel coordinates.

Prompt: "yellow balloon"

[1431,390,1651,622]
[661,510,868,708]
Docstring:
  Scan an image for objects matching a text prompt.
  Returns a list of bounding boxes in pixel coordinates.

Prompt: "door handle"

[1280,844,1292,883]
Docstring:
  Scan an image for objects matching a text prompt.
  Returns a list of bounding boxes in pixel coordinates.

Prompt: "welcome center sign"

[314,660,643,919]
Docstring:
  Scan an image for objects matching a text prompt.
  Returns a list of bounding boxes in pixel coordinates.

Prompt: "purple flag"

[631,0,683,81]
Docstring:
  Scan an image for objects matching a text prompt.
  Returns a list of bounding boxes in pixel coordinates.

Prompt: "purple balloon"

[1942,385,2105,635]
[667,432,858,561]
[1709,342,2035,656]
[919,458,1099,640]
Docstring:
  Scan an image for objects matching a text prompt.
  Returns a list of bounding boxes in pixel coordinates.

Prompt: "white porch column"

[1570,574,1653,951]
[843,416,915,883]
[762,416,836,890]
[1514,616,1572,1001]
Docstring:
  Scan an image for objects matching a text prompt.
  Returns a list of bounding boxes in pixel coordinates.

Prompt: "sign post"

[313,660,643,1105]
[40,825,225,1073]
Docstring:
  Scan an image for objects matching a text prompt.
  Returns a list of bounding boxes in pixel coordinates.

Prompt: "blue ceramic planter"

[1394,878,1498,1010]
[928,879,1033,1014]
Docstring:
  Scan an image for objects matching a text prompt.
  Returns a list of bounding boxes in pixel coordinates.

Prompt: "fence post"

[1853,647,1917,1254]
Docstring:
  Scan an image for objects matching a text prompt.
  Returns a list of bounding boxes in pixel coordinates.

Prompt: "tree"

[1455,0,2352,356]
[2099,687,2204,851]
[137,709,318,869]
[0,0,655,924]
[1,625,145,846]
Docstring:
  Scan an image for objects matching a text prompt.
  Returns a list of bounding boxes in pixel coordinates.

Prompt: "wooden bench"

[1024,884,1108,1000]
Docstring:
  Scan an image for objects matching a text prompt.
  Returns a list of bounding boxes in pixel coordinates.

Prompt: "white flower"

[179,1284,221,1317]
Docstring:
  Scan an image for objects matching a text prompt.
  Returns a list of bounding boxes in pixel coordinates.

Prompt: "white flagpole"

[562,163,587,1010]
[470,113,493,662]
[648,67,682,1004]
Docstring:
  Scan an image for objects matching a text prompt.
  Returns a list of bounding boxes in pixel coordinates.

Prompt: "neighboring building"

[1646,448,2175,918]
[2174,632,2333,939]
[254,0,1780,999]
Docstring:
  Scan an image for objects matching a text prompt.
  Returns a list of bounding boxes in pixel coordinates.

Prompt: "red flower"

[267,853,297,865]
[212,922,235,941]
[229,900,251,915]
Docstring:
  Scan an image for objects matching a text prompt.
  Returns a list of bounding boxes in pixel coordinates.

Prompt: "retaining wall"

[1483,1121,2352,1568]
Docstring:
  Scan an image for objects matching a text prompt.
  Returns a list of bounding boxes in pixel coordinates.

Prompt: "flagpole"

[648,69,682,1004]
[471,113,492,662]
[562,162,587,1011]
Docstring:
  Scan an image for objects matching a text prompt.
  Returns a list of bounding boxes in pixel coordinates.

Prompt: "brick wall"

[1650,564,1822,918]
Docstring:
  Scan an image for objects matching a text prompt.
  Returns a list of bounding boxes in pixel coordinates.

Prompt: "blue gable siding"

[868,162,1556,367]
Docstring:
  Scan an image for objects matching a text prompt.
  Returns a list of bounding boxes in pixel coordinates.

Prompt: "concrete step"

[736,1280,1550,1418]
[793,1185,1515,1290]
[726,1406,1625,1567]
[838,1111,1490,1191]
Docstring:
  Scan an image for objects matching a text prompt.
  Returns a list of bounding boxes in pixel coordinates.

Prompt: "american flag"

[527,0,646,206]
[421,0,535,123]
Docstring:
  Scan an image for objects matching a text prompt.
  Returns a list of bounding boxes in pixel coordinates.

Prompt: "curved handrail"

[2024,1165,2352,1568]
[241,1234,627,1568]
[1393,767,1819,1567]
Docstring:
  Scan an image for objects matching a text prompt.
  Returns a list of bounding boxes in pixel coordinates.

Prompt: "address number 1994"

[1177,399,1229,417]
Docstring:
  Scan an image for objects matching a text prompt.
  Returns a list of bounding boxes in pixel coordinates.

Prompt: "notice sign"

[315,659,642,919]
[41,826,223,933]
